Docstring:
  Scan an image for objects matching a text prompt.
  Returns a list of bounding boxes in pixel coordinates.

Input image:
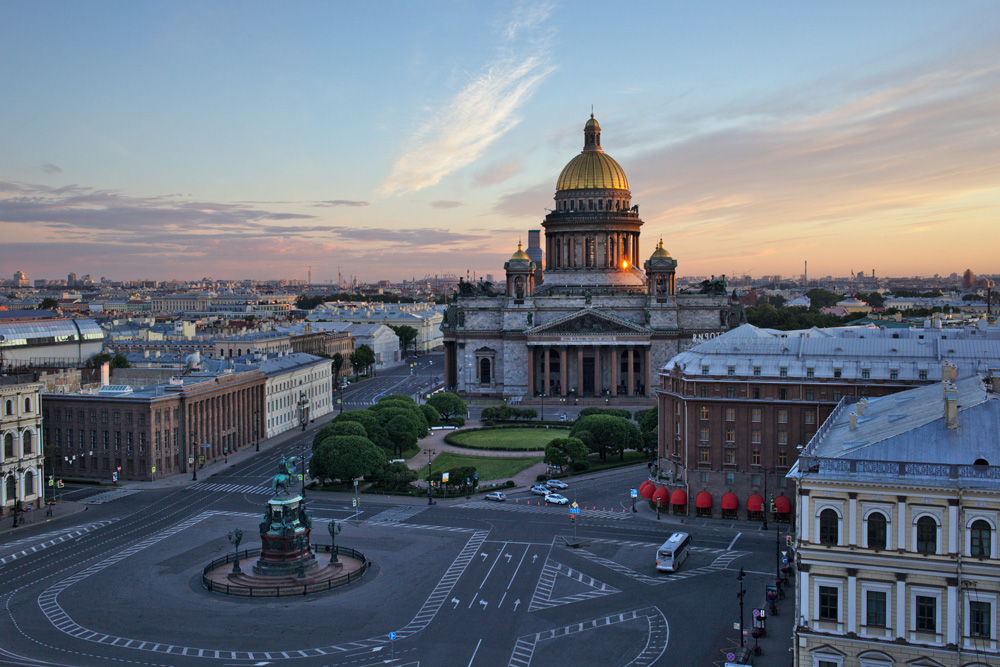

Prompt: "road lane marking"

[480,542,508,588]
[467,638,482,666]
[727,532,741,550]
[507,545,529,590]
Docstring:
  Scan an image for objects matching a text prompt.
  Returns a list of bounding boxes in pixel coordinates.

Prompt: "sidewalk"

[1,499,91,538]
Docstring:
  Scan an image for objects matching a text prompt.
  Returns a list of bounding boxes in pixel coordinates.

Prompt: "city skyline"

[2,1,999,283]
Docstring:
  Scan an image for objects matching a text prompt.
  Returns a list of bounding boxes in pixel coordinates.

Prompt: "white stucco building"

[1,380,44,522]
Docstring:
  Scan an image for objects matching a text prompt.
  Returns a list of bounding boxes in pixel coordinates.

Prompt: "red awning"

[747,494,764,512]
[721,493,738,510]
[695,491,713,509]
[639,482,656,499]
[670,489,687,505]
[774,495,791,513]
[652,487,670,504]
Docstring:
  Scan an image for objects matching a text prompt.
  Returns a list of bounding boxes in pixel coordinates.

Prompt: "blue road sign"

[389,631,396,640]
[630,488,638,498]
[782,557,788,564]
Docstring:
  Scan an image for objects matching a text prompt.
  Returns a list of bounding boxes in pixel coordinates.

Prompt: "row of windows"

[816,585,992,639]
[699,447,789,467]
[690,384,852,402]
[818,508,995,557]
[3,431,35,458]
[48,408,149,426]
[706,366,925,382]
[3,397,34,415]
[699,405,815,423]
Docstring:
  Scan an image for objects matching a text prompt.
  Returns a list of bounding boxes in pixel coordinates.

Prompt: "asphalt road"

[339,353,443,410]
[0,418,794,667]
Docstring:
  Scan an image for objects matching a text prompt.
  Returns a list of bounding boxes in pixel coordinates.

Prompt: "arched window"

[867,512,888,550]
[24,470,34,496]
[971,519,992,557]
[5,475,14,501]
[479,358,491,385]
[3,433,12,458]
[24,397,31,413]
[22,431,32,455]
[819,508,839,545]
[4,400,11,416]
[514,277,525,299]
[916,516,937,554]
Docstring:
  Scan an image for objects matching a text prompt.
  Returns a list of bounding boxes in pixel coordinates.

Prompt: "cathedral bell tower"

[644,239,677,296]
[504,242,535,299]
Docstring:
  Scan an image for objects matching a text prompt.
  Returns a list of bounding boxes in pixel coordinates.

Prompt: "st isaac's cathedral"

[441,115,745,399]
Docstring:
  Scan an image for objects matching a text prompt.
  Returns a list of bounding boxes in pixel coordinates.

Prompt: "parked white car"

[544,493,569,505]
[531,484,551,496]
[485,491,507,502]
[545,479,568,490]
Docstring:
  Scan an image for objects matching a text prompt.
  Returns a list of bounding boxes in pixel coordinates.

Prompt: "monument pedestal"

[253,494,319,577]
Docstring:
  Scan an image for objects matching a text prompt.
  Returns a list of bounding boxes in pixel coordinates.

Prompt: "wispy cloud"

[41,163,62,174]
[376,2,556,197]
[474,159,526,187]
[312,200,370,208]
[430,200,463,209]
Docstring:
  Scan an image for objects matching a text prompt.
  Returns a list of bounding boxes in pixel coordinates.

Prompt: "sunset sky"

[2,1,998,284]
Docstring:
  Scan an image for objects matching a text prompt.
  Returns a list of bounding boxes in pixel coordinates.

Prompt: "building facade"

[790,372,1000,667]
[1,379,44,522]
[657,323,1000,520]
[442,115,743,399]
[0,311,105,368]
[44,368,265,482]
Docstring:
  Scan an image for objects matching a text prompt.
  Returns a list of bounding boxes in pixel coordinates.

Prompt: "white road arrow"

[504,553,512,563]
[451,597,460,609]
[481,552,488,560]
[513,599,521,611]
[225,663,273,666]
[371,647,384,652]
[479,599,488,610]
[532,554,538,563]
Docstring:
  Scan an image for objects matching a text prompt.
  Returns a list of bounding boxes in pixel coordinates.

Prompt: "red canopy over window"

[774,495,791,513]
[721,493,738,510]
[670,489,687,505]
[747,494,764,512]
[695,491,713,509]
[639,482,655,499]
[652,487,670,504]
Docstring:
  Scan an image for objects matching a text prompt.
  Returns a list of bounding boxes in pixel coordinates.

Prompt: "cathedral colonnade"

[527,343,652,397]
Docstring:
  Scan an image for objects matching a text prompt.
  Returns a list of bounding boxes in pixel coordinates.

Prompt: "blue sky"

[2,1,998,283]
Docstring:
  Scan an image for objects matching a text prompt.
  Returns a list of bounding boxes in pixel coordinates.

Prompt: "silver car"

[485,491,506,502]
[545,479,568,490]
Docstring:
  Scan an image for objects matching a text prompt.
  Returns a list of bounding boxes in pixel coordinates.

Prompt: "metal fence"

[202,545,369,597]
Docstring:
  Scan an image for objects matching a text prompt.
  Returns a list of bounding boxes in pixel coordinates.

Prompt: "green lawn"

[448,427,571,451]
[416,452,542,482]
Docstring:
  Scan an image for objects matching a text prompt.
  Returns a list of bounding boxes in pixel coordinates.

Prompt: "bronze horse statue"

[270,455,300,496]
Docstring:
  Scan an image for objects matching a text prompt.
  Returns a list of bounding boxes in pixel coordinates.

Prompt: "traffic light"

[785,535,793,547]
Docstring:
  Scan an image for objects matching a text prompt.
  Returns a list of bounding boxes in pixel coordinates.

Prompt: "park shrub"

[536,473,548,482]
[578,406,633,420]
[505,480,516,488]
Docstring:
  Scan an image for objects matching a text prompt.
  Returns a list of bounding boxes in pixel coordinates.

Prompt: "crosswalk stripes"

[189,482,270,495]
[588,537,732,554]
[365,505,427,524]
[452,500,630,521]
[509,606,668,667]
[565,548,668,586]
[565,543,749,586]
[81,489,140,505]
[0,520,119,564]
[528,558,620,611]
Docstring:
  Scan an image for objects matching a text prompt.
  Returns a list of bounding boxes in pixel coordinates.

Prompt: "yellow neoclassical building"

[790,370,1000,667]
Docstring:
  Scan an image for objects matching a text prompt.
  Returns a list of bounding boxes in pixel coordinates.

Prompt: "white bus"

[655,532,692,572]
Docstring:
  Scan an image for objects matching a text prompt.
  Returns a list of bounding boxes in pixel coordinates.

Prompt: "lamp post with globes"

[736,567,747,647]
[425,449,435,505]
[297,392,310,499]
[10,465,24,527]
[254,409,260,452]
[191,431,198,482]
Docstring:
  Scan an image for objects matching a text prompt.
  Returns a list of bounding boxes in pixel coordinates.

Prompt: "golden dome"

[556,152,629,191]
[651,239,671,259]
[556,115,629,191]
[510,241,529,261]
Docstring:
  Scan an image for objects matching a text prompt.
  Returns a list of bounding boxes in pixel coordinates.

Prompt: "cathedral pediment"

[529,309,649,336]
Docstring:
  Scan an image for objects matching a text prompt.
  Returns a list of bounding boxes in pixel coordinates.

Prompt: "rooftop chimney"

[944,383,958,430]
[857,398,867,415]
[100,361,110,387]
[849,413,857,430]
[942,361,957,383]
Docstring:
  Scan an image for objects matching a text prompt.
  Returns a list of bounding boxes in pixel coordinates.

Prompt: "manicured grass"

[416,452,542,482]
[448,427,571,451]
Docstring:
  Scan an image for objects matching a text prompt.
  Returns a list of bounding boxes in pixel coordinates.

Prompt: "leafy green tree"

[544,437,589,469]
[352,344,376,375]
[332,352,345,383]
[385,414,418,457]
[376,406,428,439]
[40,297,59,310]
[111,353,131,369]
[419,404,440,427]
[634,406,658,434]
[804,288,842,310]
[570,415,642,462]
[389,325,419,356]
[371,461,417,492]
[333,411,392,451]
[313,420,367,450]
[579,407,632,420]
[426,392,466,419]
[312,435,386,482]
[854,292,884,308]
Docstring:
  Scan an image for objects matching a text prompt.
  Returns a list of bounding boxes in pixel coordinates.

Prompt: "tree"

[40,297,59,310]
[385,414,418,457]
[634,406,657,434]
[570,415,642,462]
[854,292,884,308]
[312,435,386,482]
[371,461,417,492]
[389,325,419,357]
[544,437,589,469]
[419,404,440,428]
[426,392,466,419]
[313,420,367,449]
[332,352,345,383]
[579,407,632,420]
[804,288,841,310]
[111,353,131,369]
[352,345,376,376]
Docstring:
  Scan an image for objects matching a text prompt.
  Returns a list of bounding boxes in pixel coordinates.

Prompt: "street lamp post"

[761,470,768,531]
[228,528,243,574]
[328,520,342,563]
[191,432,198,481]
[737,567,747,647]
[425,449,435,505]
[540,393,545,421]
[10,465,24,527]
[297,392,310,499]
